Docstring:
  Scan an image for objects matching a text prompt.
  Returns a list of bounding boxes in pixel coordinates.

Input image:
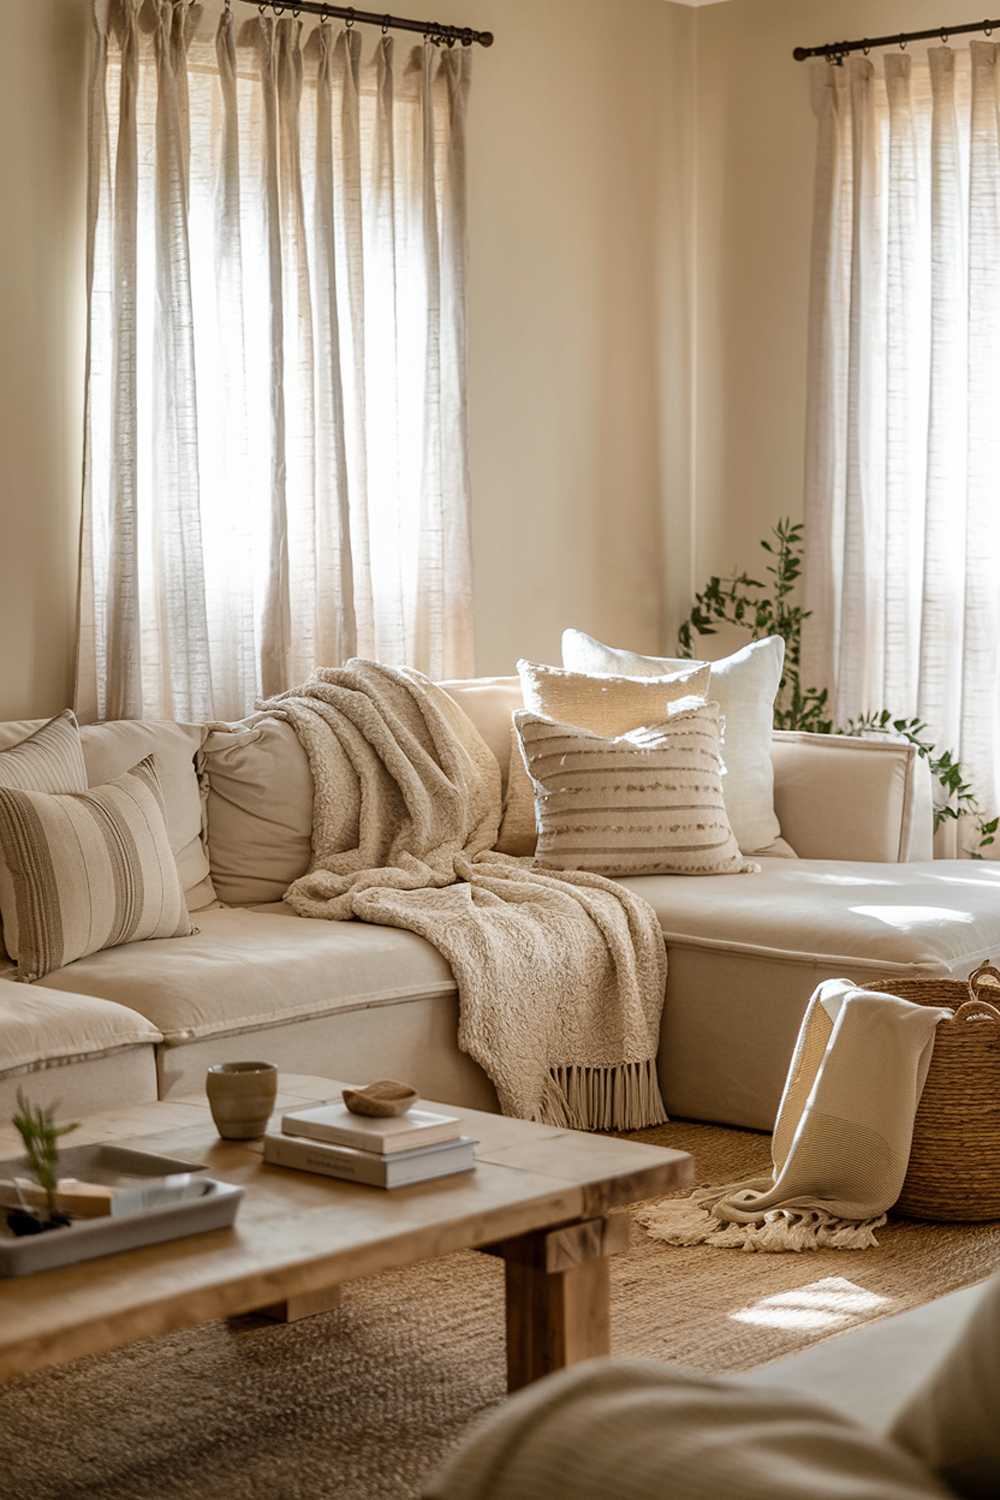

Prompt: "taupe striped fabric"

[499,660,713,857]
[0,755,193,982]
[515,701,754,877]
[0,711,88,960]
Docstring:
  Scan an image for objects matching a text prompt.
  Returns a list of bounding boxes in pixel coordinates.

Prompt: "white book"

[263,1132,477,1189]
[281,1101,461,1155]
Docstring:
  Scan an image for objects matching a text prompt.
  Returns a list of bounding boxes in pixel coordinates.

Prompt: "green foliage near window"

[677,518,999,857]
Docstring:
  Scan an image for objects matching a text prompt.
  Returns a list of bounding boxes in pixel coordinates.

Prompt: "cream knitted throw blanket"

[637,979,950,1251]
[258,660,668,1130]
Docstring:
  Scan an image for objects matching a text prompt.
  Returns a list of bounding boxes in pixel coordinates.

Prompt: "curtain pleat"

[77,2,474,721]
[803,45,1000,852]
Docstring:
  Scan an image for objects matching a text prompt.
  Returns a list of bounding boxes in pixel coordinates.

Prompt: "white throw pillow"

[561,631,785,854]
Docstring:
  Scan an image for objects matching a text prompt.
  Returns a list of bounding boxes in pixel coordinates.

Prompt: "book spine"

[264,1135,389,1187]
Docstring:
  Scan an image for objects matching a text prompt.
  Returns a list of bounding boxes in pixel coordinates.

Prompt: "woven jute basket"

[867,961,1000,1221]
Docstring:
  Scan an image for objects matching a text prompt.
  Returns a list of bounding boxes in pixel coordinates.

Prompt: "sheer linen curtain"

[802,43,1000,853]
[77,0,474,723]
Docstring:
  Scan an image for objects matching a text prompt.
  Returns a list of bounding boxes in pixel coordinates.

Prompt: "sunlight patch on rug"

[730,1276,892,1333]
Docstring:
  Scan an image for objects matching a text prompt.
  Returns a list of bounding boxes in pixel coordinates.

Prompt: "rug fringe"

[535,1060,667,1131]
[635,1187,886,1254]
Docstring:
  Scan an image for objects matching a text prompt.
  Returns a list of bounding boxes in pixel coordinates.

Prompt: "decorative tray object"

[0,1143,242,1278]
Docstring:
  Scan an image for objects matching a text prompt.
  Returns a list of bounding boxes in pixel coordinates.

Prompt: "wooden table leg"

[255,1285,342,1324]
[481,1215,630,1392]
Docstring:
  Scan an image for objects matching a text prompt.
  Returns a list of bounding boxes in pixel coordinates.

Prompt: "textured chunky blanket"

[637,978,950,1251]
[259,660,668,1130]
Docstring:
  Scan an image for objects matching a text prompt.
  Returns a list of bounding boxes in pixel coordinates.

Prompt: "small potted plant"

[5,1091,78,1237]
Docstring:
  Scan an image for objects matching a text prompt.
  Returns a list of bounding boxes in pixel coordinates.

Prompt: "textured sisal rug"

[2,1120,998,1500]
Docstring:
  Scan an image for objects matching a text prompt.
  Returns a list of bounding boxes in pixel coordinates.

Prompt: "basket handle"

[967,960,1000,1004]
[953,998,1000,1025]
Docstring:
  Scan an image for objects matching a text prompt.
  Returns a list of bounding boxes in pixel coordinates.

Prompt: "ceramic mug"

[206,1061,278,1140]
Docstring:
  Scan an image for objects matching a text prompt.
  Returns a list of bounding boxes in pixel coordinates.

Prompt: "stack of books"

[263,1099,476,1189]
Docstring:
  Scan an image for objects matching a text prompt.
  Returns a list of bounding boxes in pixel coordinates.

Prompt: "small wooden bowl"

[342,1080,419,1118]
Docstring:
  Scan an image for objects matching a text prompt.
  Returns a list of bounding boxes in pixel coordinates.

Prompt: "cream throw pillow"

[0,711,88,960]
[515,701,755,877]
[497,660,712,858]
[561,631,785,854]
[0,755,193,982]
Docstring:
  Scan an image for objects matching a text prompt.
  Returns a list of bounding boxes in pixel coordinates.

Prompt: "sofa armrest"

[771,731,934,863]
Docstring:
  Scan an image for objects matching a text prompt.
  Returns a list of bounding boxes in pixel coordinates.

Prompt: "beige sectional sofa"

[5,676,1000,1132]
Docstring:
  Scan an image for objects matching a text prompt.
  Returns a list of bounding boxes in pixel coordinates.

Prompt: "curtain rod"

[794,15,998,63]
[237,0,494,47]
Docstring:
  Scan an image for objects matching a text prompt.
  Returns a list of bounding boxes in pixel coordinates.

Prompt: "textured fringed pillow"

[496,660,713,858]
[515,701,757,877]
[0,755,194,982]
[0,711,88,960]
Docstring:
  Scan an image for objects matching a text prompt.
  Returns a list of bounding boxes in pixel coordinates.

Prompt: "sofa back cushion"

[0,717,215,913]
[202,718,315,908]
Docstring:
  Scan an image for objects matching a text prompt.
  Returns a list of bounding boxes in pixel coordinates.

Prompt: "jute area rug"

[2,1120,999,1500]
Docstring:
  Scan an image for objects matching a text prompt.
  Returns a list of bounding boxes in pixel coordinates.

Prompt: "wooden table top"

[0,1075,692,1381]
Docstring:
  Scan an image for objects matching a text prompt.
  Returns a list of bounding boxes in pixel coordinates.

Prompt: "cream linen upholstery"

[38,905,456,1043]
[0,717,216,913]
[427,1359,949,1500]
[0,712,88,958]
[517,705,752,876]
[562,632,785,854]
[773,731,935,862]
[0,980,160,1114]
[892,1275,1000,1499]
[0,757,194,982]
[202,718,319,907]
[624,857,1000,1129]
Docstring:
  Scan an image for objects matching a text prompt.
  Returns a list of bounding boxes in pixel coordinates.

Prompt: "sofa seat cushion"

[621,857,1000,971]
[35,906,457,1045]
[0,980,162,1080]
[622,857,1000,1131]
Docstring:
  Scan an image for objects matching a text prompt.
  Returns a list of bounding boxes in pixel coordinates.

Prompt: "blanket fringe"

[535,1059,668,1132]
[635,1187,886,1253]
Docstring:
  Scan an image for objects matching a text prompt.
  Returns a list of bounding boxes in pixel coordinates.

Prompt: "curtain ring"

[381,13,390,33]
[940,28,949,42]
[986,22,995,38]
[898,34,908,50]
[345,6,355,27]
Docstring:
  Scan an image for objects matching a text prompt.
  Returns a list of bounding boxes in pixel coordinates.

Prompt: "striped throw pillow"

[515,701,756,877]
[497,660,714,858]
[0,755,193,982]
[0,711,88,960]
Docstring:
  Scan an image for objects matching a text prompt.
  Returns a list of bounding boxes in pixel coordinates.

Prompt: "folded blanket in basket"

[258,660,668,1131]
[637,979,951,1251]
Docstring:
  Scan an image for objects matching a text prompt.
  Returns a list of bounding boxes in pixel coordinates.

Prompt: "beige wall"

[683,0,981,644]
[0,0,89,721]
[0,0,695,713]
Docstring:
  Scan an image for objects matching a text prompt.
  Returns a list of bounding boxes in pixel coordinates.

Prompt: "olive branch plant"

[677,518,999,857]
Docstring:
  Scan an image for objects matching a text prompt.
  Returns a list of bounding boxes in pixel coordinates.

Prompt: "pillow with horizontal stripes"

[0,710,88,961]
[514,701,758,877]
[0,754,194,982]
[497,660,713,858]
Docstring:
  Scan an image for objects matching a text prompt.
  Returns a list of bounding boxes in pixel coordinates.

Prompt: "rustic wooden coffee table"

[0,1075,692,1391]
